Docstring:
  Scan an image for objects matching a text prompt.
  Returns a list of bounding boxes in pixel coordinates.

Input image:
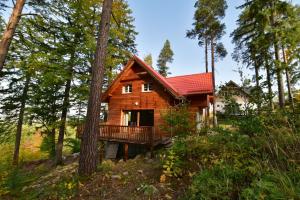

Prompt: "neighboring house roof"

[218,80,253,97]
[102,56,213,101]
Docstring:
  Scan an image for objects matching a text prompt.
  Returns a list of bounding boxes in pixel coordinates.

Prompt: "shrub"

[65,138,81,154]
[40,134,56,158]
[241,172,300,199]
[237,115,265,136]
[185,165,244,200]
[160,103,197,138]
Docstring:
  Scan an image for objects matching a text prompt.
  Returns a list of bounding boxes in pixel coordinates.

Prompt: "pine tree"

[157,40,174,77]
[187,0,211,72]
[0,0,46,73]
[78,0,114,176]
[232,0,300,111]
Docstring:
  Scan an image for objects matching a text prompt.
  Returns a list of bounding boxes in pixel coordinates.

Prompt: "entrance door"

[139,110,154,126]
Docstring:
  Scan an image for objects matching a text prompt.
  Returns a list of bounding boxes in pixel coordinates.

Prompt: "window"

[123,84,132,94]
[142,83,153,92]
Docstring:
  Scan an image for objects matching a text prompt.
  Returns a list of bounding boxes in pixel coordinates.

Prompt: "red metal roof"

[166,73,213,96]
[134,56,213,96]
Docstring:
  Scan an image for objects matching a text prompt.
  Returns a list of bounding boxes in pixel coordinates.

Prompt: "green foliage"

[40,134,56,158]
[97,160,115,172]
[137,183,159,196]
[51,176,79,200]
[187,0,228,61]
[0,120,15,144]
[223,97,242,117]
[237,115,265,137]
[185,165,243,200]
[160,103,197,138]
[160,110,300,199]
[157,40,174,77]
[161,149,183,177]
[241,172,300,199]
[143,54,153,68]
[65,138,81,154]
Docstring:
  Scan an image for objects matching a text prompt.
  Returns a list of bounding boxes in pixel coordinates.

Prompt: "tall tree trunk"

[0,0,26,72]
[12,75,30,165]
[205,38,208,73]
[55,78,72,165]
[78,0,113,176]
[204,38,209,126]
[282,46,294,111]
[271,8,285,108]
[254,58,261,113]
[274,42,285,108]
[211,37,217,127]
[265,59,274,111]
[55,46,76,165]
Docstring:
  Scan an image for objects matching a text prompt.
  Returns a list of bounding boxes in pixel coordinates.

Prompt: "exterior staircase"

[105,142,119,159]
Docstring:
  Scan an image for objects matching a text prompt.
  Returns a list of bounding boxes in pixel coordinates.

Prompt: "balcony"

[77,125,162,146]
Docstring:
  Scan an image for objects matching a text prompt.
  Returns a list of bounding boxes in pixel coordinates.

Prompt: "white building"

[215,81,254,114]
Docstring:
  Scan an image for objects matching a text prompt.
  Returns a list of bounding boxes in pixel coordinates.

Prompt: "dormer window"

[123,84,132,94]
[142,83,153,92]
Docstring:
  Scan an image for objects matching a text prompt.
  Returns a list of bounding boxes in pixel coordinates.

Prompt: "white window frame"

[122,84,132,94]
[142,83,153,92]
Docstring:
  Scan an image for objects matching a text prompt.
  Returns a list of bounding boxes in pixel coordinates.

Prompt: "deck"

[77,125,163,146]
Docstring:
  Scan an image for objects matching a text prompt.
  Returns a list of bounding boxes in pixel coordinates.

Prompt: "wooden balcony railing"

[77,125,161,145]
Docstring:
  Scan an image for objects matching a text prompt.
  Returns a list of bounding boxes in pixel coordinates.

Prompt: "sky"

[2,0,300,86]
[127,0,300,86]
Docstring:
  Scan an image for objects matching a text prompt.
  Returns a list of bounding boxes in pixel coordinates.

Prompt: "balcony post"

[124,143,128,161]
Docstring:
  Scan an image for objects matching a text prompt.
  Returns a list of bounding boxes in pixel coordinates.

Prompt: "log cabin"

[79,55,213,160]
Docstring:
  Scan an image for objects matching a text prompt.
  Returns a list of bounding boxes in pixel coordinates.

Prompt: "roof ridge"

[166,72,212,79]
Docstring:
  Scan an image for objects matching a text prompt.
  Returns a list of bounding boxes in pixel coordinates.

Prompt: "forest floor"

[0,131,186,200]
[1,154,186,200]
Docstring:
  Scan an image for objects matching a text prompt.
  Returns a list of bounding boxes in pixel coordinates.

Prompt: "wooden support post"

[137,111,140,127]
[150,145,154,159]
[124,143,128,161]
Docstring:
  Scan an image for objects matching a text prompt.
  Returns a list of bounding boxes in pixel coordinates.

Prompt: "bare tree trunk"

[265,59,274,111]
[282,46,294,111]
[12,75,30,165]
[205,38,209,126]
[271,9,285,108]
[0,0,26,72]
[211,38,217,127]
[254,59,261,113]
[55,78,72,165]
[205,38,208,73]
[78,0,113,176]
[274,42,285,108]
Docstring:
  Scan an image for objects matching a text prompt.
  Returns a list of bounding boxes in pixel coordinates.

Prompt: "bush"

[185,165,244,200]
[160,103,197,138]
[161,120,300,199]
[65,138,81,154]
[40,134,56,158]
[237,115,265,136]
[241,172,300,199]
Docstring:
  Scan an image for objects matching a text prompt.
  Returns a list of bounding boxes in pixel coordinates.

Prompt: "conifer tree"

[189,0,227,127]
[157,40,174,77]
[0,0,46,73]
[79,0,114,176]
